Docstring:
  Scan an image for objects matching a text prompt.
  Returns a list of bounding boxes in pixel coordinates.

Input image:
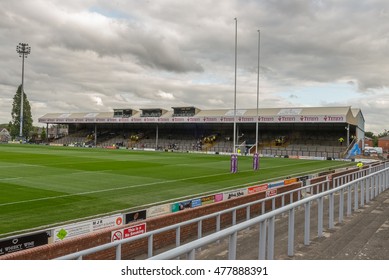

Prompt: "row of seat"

[53,133,346,158]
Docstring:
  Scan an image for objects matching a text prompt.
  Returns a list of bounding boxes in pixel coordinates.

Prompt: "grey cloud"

[1,0,389,134]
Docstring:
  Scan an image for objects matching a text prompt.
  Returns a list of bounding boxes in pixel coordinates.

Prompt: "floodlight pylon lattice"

[16,43,31,138]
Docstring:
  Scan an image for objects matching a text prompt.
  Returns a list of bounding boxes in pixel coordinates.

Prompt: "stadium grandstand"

[38,105,365,159]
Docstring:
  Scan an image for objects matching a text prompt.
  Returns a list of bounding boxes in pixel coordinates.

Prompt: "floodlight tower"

[16,42,31,138]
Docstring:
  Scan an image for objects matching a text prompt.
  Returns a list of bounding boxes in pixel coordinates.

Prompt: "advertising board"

[125,210,147,224]
[247,184,268,194]
[0,231,50,256]
[284,178,298,185]
[53,214,123,242]
[111,223,147,242]
[146,204,171,218]
[266,189,278,197]
[223,188,247,200]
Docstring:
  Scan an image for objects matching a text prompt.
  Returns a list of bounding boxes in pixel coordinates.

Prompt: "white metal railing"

[148,164,389,260]
[55,163,388,260]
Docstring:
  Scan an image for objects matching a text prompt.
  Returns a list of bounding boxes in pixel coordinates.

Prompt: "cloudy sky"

[1,0,388,133]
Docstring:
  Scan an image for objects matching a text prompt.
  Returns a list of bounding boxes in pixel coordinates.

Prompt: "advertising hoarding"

[53,214,123,242]
[111,223,147,242]
[0,231,50,256]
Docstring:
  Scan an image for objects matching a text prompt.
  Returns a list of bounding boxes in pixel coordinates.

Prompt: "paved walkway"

[292,189,389,260]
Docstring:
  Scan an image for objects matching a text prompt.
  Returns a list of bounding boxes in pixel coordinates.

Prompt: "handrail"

[149,166,389,260]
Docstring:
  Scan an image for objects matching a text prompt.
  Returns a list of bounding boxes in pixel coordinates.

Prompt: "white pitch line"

[72,170,113,175]
[0,177,22,181]
[0,164,40,169]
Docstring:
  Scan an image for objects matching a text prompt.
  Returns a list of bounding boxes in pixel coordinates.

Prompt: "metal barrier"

[56,163,388,260]
[148,164,389,260]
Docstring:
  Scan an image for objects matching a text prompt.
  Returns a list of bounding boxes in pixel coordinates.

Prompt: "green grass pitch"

[0,144,353,237]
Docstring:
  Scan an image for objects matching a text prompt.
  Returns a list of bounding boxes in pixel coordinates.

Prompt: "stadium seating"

[49,124,350,159]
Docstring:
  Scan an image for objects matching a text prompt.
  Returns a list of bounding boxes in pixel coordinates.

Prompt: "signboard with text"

[53,214,123,242]
[111,223,147,242]
[39,114,346,124]
[223,189,247,200]
[0,231,50,256]
[266,189,278,197]
[248,184,268,194]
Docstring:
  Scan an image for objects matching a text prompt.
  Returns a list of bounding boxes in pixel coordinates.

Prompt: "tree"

[30,126,39,143]
[10,84,33,139]
[364,131,375,139]
[378,129,389,138]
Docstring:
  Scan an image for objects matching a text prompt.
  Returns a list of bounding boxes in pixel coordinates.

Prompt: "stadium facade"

[38,106,365,158]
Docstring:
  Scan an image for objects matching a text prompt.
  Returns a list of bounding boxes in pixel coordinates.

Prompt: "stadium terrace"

[38,105,364,159]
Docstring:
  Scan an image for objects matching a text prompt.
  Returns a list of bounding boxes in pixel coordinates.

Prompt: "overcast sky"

[1,0,388,134]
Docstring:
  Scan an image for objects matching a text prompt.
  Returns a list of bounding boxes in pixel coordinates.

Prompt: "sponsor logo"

[278,116,296,122]
[300,116,319,122]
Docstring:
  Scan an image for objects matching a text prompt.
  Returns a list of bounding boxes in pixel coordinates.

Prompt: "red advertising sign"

[111,223,147,242]
[123,224,146,239]
[248,184,268,194]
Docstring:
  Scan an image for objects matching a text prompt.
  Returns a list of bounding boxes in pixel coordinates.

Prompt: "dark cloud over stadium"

[1,0,388,133]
